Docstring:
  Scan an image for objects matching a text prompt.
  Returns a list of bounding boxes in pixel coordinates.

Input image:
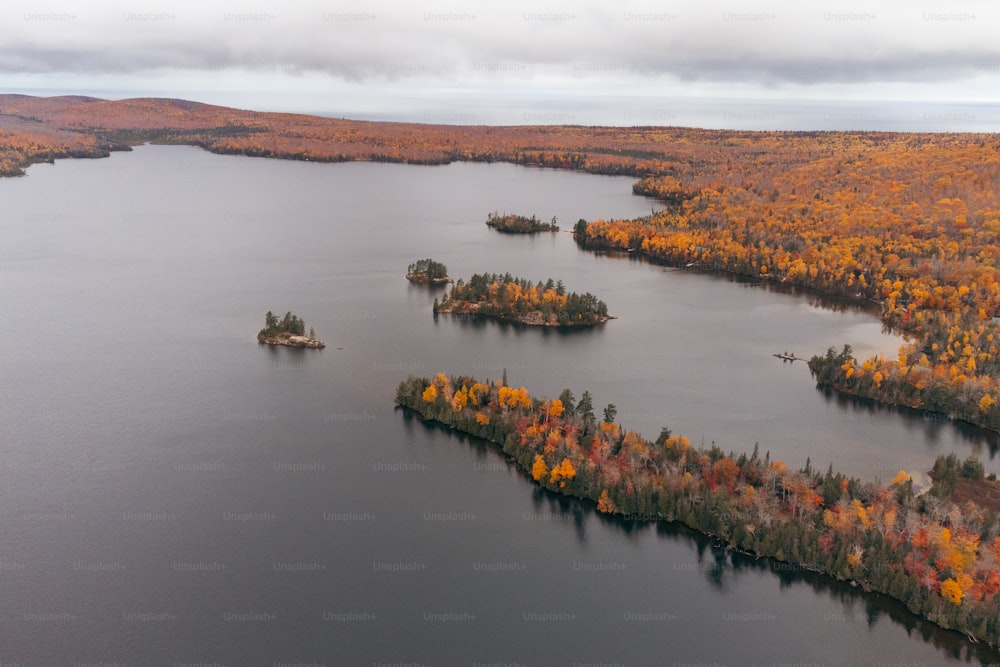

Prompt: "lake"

[1,145,998,665]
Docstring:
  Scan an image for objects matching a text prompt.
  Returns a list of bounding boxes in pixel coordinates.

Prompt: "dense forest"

[396,373,1000,648]
[485,211,559,234]
[406,258,450,284]
[5,94,1000,429]
[573,135,1000,432]
[434,273,610,326]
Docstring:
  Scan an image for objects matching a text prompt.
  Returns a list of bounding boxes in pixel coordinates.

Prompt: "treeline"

[434,273,609,326]
[0,116,112,176]
[485,211,559,234]
[631,175,696,205]
[396,373,1000,648]
[576,133,1000,434]
[14,96,1000,192]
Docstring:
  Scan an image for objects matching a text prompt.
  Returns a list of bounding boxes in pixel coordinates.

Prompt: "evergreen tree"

[577,391,595,423]
[603,403,617,424]
[558,388,576,414]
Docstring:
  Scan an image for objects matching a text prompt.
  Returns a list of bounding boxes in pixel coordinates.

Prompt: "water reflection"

[818,386,1000,457]
[408,407,1000,664]
[435,311,610,337]
[596,248,887,318]
[530,488,589,545]
[621,504,997,664]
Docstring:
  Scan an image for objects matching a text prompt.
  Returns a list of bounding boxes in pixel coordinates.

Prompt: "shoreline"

[406,274,452,285]
[258,332,326,349]
[10,133,985,437]
[812,377,999,436]
[434,301,612,327]
[571,235,1000,435]
[394,374,1000,653]
[576,236,888,318]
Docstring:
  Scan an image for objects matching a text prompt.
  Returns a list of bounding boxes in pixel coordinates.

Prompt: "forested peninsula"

[396,373,1000,648]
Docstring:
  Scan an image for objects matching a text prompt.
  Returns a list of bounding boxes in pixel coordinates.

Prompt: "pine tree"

[603,403,618,423]
[577,391,595,423]
[557,388,576,414]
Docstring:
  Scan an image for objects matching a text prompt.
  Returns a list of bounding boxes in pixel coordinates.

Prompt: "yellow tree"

[515,387,531,409]
[498,386,530,410]
[549,458,577,487]
[451,386,468,412]
[469,382,490,406]
[596,489,616,513]
[941,578,964,606]
[531,455,548,482]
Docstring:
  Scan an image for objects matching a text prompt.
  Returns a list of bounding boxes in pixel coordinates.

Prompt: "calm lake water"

[1,145,999,665]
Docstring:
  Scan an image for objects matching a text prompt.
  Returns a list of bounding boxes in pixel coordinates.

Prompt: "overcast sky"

[2,0,999,128]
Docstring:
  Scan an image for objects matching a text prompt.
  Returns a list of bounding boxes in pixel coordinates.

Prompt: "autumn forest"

[433,273,610,327]
[397,373,1000,645]
[6,93,1000,650]
[6,95,999,432]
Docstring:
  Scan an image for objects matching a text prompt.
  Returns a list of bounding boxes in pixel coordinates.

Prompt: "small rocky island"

[257,310,325,348]
[434,273,611,327]
[485,211,559,234]
[406,258,451,285]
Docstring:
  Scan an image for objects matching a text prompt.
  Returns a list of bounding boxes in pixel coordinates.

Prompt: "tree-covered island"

[396,372,1000,649]
[485,211,559,234]
[433,273,611,326]
[257,310,325,348]
[406,258,451,285]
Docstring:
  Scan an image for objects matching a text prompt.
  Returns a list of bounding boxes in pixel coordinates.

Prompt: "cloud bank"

[1,0,996,91]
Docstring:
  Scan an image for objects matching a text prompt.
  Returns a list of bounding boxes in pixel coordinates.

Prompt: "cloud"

[0,0,997,98]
